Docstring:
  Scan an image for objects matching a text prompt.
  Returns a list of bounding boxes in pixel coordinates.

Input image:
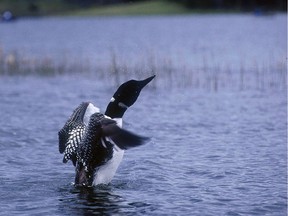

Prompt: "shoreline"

[0,0,285,18]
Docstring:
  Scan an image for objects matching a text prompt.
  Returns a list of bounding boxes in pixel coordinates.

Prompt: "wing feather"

[101,118,150,150]
[58,102,91,165]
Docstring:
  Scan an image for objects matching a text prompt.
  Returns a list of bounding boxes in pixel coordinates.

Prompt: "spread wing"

[75,114,150,173]
[101,118,150,150]
[58,102,91,165]
[76,113,104,170]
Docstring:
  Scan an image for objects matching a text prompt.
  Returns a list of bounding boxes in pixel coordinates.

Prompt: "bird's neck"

[105,102,127,119]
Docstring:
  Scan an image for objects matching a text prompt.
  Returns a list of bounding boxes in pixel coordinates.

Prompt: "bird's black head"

[105,75,155,118]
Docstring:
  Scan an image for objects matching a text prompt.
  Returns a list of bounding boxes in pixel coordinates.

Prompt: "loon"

[58,75,155,186]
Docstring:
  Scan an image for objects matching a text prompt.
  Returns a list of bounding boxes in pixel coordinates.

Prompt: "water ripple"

[0,75,286,216]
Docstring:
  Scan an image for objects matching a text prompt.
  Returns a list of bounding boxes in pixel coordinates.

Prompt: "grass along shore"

[0,0,243,17]
[65,1,190,16]
[66,1,243,17]
[0,47,286,92]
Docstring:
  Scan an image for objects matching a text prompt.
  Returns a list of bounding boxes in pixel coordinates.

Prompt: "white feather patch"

[101,138,107,148]
[92,149,124,185]
[83,103,100,125]
[113,118,123,128]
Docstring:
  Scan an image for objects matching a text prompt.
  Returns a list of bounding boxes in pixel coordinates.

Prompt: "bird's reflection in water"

[59,184,128,215]
[75,185,127,215]
[58,181,154,216]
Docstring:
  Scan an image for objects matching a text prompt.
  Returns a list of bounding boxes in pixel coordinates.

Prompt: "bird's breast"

[92,148,124,186]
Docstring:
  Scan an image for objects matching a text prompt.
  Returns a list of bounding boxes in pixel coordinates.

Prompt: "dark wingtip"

[111,130,151,150]
[58,129,67,154]
[101,119,150,149]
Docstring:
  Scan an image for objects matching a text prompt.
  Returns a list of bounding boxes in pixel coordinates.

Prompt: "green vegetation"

[68,1,190,16]
[0,0,193,17]
[66,1,243,16]
[0,0,77,16]
[1,0,285,17]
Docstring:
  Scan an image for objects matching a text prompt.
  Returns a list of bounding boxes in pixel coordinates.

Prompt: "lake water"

[0,14,287,215]
[0,14,286,90]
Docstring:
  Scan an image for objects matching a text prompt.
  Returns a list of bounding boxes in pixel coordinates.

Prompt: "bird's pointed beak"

[138,75,156,89]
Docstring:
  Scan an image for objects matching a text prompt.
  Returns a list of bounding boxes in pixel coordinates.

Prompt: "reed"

[0,47,286,92]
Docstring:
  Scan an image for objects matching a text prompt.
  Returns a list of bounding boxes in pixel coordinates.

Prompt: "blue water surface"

[0,75,286,215]
[0,14,287,216]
